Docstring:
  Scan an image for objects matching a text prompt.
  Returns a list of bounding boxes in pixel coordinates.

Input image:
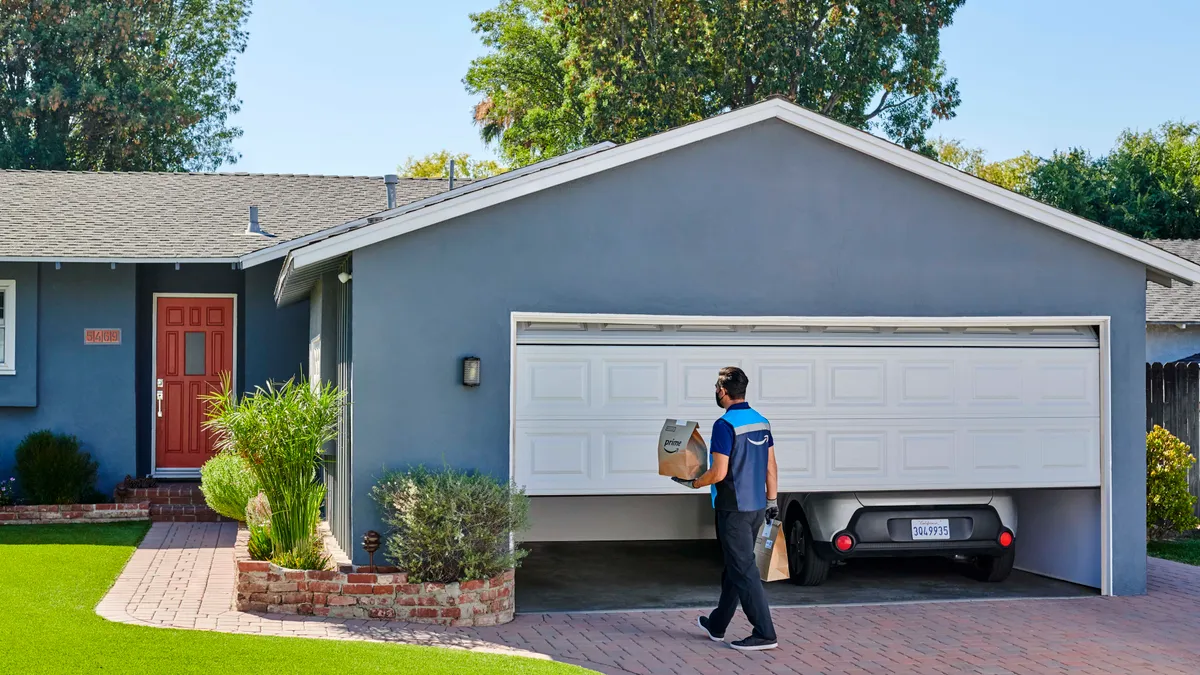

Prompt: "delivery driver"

[674,366,779,651]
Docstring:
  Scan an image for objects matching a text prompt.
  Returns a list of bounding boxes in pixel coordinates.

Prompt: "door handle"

[157,389,164,418]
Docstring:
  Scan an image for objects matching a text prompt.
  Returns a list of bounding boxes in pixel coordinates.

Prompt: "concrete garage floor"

[516,540,1097,613]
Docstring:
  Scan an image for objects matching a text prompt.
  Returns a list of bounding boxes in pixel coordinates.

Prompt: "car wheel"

[786,514,830,586]
[971,543,1016,582]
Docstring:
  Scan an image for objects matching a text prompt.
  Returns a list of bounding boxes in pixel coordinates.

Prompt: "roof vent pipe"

[246,205,262,234]
[384,174,398,209]
[448,159,455,191]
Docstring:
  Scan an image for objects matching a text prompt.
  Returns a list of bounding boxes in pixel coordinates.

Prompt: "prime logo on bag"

[657,419,707,480]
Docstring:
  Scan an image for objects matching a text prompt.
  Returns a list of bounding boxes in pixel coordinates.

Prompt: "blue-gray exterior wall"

[347,119,1148,594]
[1,259,308,491]
[0,263,137,492]
[245,261,311,390]
[1145,323,1200,363]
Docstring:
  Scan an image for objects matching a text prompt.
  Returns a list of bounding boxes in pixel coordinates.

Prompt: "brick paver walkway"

[97,523,1200,674]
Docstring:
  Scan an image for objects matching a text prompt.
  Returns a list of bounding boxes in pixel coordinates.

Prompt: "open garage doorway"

[509,314,1113,612]
[514,491,1100,613]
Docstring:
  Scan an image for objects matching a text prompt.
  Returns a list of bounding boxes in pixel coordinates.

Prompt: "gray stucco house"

[275,99,1200,598]
[0,171,451,491]
[1146,240,1200,363]
[5,99,1199,601]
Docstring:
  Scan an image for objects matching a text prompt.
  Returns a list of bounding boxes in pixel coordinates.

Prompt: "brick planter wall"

[0,502,151,525]
[233,526,515,626]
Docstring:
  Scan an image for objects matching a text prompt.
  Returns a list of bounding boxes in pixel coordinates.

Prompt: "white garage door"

[513,322,1102,496]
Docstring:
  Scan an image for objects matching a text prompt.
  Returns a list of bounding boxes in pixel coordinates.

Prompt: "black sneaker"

[696,616,724,642]
[730,635,778,651]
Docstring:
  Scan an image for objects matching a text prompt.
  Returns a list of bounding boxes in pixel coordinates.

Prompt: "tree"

[930,138,1037,193]
[933,122,1200,239]
[1024,122,1200,239]
[466,0,966,166]
[0,0,250,171]
[398,151,507,180]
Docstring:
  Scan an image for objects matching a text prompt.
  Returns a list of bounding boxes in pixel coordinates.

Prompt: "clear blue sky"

[229,0,1200,175]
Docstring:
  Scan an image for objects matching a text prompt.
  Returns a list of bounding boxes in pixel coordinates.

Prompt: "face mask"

[715,389,725,408]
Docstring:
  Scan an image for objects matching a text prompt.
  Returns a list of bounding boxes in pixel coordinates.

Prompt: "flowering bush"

[0,477,15,506]
[1147,426,1200,539]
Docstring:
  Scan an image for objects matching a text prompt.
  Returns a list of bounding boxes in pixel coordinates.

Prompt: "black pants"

[707,509,776,641]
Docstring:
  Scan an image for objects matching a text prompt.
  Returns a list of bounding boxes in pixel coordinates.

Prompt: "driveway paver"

[97,523,1200,674]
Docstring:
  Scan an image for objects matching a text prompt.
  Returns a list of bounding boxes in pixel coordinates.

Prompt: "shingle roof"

[0,170,454,259]
[1147,240,1200,322]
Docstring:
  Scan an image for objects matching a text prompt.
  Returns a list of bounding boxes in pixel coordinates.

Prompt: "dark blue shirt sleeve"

[767,429,774,448]
[710,419,734,457]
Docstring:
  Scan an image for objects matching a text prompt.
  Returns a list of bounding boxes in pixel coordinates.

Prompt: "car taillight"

[834,533,854,552]
[998,530,1014,548]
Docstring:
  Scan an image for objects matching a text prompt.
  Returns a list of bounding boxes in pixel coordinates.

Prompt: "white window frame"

[0,280,14,375]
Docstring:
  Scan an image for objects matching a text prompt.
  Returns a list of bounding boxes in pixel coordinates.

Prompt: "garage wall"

[1014,488,1102,588]
[349,118,1147,594]
[523,496,716,542]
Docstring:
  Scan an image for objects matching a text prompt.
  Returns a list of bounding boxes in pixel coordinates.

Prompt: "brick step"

[116,483,206,506]
[149,503,232,523]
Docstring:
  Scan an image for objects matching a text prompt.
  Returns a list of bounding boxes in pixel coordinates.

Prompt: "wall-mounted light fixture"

[462,356,481,387]
[337,272,352,284]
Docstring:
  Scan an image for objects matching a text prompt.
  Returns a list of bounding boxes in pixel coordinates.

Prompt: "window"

[184,332,206,376]
[0,280,13,374]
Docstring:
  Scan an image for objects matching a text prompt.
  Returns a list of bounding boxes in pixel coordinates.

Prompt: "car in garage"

[781,490,1018,586]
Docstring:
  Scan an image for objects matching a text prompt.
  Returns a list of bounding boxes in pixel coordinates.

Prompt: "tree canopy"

[398,150,507,180]
[466,0,966,167]
[934,123,1200,239]
[0,0,250,171]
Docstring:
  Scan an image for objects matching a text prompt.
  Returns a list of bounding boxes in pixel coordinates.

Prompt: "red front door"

[155,296,234,471]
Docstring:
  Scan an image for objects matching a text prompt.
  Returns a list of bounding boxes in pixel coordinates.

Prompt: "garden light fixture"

[362,530,381,572]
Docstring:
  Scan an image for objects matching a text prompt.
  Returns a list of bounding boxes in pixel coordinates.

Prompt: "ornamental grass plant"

[203,375,342,569]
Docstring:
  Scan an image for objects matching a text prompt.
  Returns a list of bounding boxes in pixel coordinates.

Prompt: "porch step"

[115,482,206,506]
[149,503,232,523]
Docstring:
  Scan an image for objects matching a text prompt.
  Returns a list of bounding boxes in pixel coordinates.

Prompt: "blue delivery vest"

[711,403,772,512]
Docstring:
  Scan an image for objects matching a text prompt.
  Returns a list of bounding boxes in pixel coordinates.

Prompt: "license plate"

[911,518,950,540]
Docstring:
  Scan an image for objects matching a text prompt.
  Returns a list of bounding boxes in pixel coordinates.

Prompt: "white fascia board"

[284,97,1200,285]
[0,256,241,265]
[511,312,1111,329]
[251,143,619,271]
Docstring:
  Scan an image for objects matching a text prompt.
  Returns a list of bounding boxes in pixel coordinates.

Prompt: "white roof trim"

[282,98,1200,285]
[242,142,618,270]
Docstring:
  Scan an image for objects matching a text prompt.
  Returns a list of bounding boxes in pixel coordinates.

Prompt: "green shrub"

[1147,425,1200,539]
[245,492,274,561]
[372,466,530,583]
[203,375,342,559]
[14,430,101,505]
[199,452,261,521]
[272,542,330,571]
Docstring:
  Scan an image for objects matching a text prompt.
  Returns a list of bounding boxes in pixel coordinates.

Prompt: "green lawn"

[1149,534,1200,566]
[0,523,591,675]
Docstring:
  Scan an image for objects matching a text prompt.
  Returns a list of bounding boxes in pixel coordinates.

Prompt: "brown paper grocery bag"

[755,520,790,582]
[658,419,708,481]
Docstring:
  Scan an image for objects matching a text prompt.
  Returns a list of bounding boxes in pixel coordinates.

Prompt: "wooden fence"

[1146,361,1200,518]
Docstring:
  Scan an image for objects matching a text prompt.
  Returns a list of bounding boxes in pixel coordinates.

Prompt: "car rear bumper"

[814,505,1012,560]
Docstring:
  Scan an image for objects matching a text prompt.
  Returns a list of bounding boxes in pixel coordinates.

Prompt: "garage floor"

[516,540,1097,613]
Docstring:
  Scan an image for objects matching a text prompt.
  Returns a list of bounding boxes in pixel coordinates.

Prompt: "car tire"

[971,543,1016,582]
[786,513,830,586]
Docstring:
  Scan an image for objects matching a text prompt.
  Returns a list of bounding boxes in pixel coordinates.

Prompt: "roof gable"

[277,98,1200,301]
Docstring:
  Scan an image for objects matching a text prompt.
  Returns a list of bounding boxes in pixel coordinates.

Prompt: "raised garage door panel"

[514,345,1101,495]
